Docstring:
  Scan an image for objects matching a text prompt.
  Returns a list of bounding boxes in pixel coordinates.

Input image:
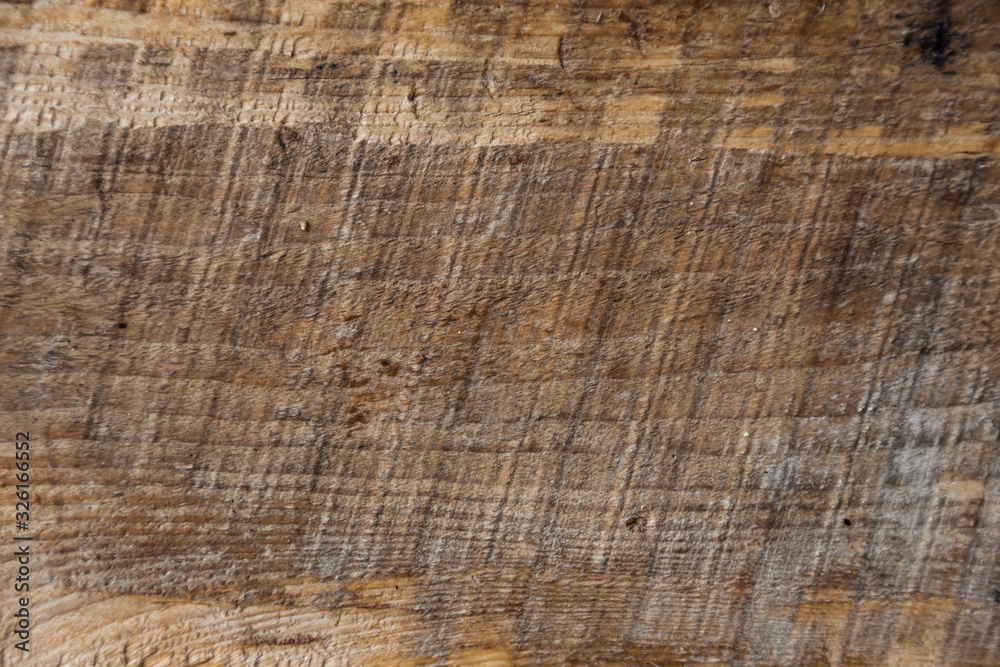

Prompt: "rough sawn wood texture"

[1,0,999,664]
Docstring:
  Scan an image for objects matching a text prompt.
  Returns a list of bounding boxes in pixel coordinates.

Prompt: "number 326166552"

[15,432,29,523]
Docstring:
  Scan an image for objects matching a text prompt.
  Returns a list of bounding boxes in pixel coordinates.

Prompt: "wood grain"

[1,0,999,664]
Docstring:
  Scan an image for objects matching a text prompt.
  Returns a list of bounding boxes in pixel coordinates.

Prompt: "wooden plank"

[1,0,998,663]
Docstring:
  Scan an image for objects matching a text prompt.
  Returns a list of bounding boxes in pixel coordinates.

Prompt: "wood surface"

[1,0,999,664]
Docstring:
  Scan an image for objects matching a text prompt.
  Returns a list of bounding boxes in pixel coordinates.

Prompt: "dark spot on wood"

[904,3,956,69]
[222,30,236,36]
[625,514,647,532]
[344,408,368,425]
[843,518,852,526]
[941,189,967,205]
[387,155,401,167]
[9,251,28,270]
[276,127,299,152]
[117,322,127,329]
[845,186,866,208]
[94,174,111,209]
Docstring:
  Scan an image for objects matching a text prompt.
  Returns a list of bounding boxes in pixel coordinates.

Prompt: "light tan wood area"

[1,0,999,664]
